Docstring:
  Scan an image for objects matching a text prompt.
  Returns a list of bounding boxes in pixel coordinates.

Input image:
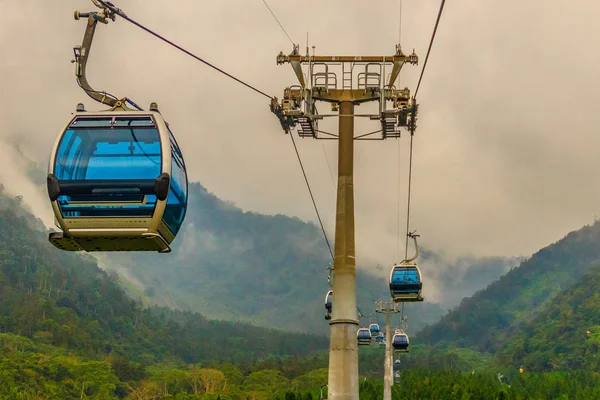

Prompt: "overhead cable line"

[398,0,403,45]
[397,140,402,261]
[403,0,447,256]
[414,0,447,98]
[259,0,335,261]
[96,0,334,260]
[403,128,416,260]
[322,143,336,190]
[288,132,334,260]
[396,0,404,262]
[261,0,295,46]
[96,0,273,99]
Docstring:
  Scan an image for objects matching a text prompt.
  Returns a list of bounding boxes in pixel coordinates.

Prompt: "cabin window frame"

[53,114,164,219]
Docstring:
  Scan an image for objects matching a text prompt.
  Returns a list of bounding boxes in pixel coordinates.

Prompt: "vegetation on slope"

[3,333,599,400]
[499,264,600,372]
[2,174,600,397]
[0,185,328,366]
[417,221,600,352]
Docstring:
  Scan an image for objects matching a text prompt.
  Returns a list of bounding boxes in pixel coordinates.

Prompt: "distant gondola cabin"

[392,332,409,352]
[357,328,371,346]
[369,323,380,336]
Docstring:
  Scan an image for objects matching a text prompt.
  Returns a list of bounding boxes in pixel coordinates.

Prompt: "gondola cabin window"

[163,126,188,235]
[53,116,161,218]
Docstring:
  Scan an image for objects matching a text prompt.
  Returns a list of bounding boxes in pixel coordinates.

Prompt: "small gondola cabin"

[392,332,409,352]
[369,323,380,336]
[357,328,372,346]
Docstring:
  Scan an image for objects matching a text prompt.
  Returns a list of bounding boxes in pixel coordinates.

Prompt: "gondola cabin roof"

[47,110,188,253]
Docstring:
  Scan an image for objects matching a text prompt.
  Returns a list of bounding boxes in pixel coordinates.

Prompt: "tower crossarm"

[276,54,418,65]
[271,46,419,140]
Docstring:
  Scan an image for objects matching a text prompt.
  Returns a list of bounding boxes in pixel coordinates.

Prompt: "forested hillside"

[418,249,518,307]
[3,176,600,397]
[499,263,600,371]
[0,185,328,366]
[417,221,600,353]
[3,329,599,399]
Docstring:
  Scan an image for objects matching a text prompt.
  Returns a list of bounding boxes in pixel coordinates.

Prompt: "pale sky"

[1,0,599,268]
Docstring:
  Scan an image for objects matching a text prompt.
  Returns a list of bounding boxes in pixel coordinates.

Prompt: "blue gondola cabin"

[389,263,424,302]
[47,110,188,252]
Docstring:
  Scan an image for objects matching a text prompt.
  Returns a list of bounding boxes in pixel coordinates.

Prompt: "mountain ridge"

[12,159,517,336]
[417,220,600,353]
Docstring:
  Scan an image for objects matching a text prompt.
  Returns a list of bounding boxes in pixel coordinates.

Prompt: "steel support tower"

[271,44,419,400]
[376,301,402,400]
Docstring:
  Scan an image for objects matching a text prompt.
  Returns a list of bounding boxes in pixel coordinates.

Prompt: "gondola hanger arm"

[72,4,120,108]
[404,230,420,263]
[72,0,138,110]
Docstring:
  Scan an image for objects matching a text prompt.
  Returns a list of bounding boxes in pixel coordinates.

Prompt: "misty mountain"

[97,181,515,335]
[12,157,517,336]
[417,221,600,352]
[100,182,442,335]
[418,249,520,308]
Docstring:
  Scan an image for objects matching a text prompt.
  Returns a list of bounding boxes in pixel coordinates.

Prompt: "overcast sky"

[1,0,599,266]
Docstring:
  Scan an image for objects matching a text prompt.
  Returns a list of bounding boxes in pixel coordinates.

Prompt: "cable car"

[389,263,424,302]
[369,323,380,336]
[357,328,371,346]
[47,105,188,253]
[392,331,409,352]
[375,332,384,343]
[394,372,401,384]
[325,290,333,320]
[379,340,386,348]
[394,359,401,371]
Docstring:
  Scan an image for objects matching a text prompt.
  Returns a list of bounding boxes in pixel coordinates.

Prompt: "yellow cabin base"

[48,231,171,253]
[392,296,424,303]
